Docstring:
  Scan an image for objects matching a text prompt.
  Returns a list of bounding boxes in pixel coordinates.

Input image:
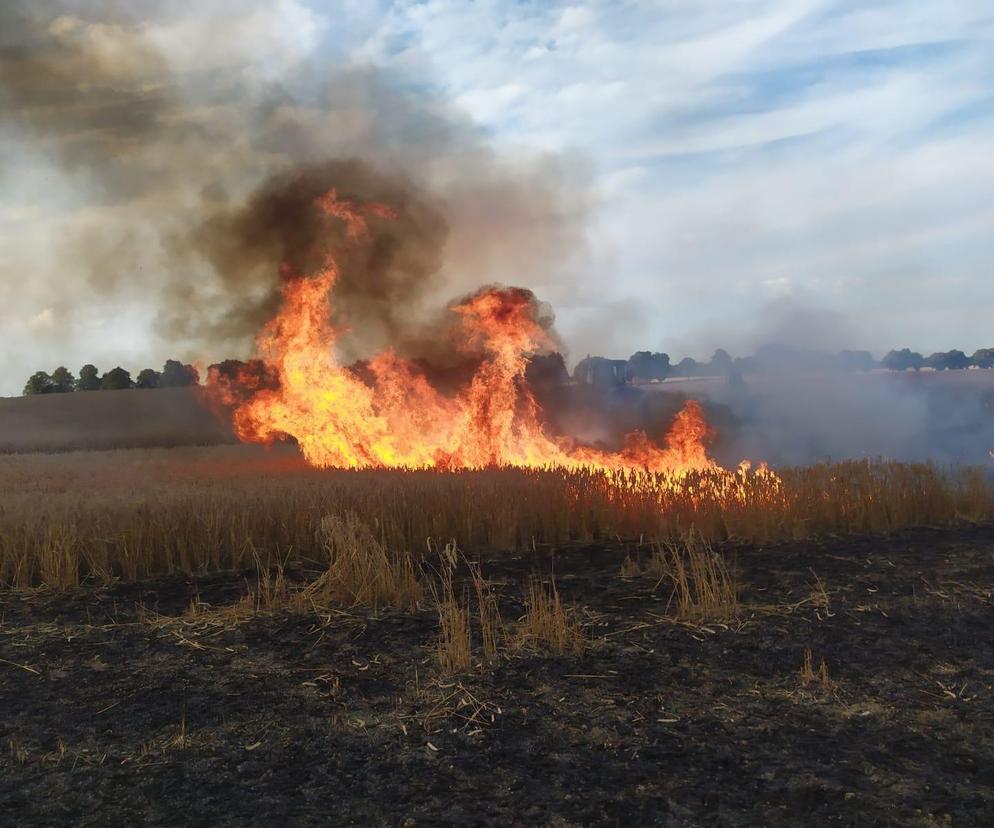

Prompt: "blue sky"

[2,0,993,393]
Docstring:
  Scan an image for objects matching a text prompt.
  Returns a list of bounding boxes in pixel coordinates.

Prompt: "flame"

[210,191,755,477]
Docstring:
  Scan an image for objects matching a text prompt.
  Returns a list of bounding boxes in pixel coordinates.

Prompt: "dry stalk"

[467,559,504,664]
[619,555,642,578]
[649,532,739,621]
[515,575,585,656]
[799,648,831,688]
[429,556,473,673]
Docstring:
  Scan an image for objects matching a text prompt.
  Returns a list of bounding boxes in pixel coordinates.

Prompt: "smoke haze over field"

[0,1,590,388]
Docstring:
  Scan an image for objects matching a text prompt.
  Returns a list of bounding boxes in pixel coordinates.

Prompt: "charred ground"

[3,524,993,826]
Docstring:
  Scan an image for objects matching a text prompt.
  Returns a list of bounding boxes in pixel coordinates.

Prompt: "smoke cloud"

[0,2,591,380]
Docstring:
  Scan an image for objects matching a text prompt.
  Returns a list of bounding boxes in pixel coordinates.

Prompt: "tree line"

[22,346,994,396]
[591,346,994,383]
[23,360,200,395]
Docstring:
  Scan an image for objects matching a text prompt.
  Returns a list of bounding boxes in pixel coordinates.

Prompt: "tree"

[100,367,133,390]
[971,348,994,369]
[136,368,161,389]
[160,359,199,387]
[945,349,970,370]
[50,366,75,392]
[708,349,733,376]
[836,350,876,373]
[627,351,670,382]
[206,359,280,404]
[673,357,701,378]
[924,350,969,371]
[881,349,924,372]
[76,364,101,391]
[23,371,54,395]
[525,352,568,388]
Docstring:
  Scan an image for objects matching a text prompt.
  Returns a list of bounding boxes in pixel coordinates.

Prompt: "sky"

[2,0,993,395]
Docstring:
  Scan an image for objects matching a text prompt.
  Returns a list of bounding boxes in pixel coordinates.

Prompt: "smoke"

[185,159,451,360]
[639,369,994,468]
[0,2,591,380]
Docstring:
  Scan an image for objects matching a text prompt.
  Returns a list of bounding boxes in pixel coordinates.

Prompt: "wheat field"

[1,443,991,589]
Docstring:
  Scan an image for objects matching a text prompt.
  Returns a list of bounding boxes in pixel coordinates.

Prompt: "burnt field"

[2,523,993,826]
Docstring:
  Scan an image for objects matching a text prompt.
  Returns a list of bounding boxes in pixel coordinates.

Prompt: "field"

[2,397,994,824]
[0,388,234,454]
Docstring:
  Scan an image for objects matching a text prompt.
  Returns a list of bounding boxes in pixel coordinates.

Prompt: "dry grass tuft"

[242,551,294,614]
[649,532,739,621]
[468,559,504,664]
[430,544,584,672]
[170,714,189,750]
[8,736,29,766]
[515,576,586,656]
[303,511,422,612]
[619,555,642,578]
[800,648,831,688]
[429,553,474,673]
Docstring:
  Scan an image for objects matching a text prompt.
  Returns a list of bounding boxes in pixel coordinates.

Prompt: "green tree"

[708,349,733,376]
[23,371,54,395]
[76,364,101,391]
[100,367,133,390]
[673,357,701,378]
[971,348,994,369]
[50,366,75,393]
[881,349,924,372]
[136,368,161,389]
[924,350,969,371]
[627,351,671,382]
[160,359,199,387]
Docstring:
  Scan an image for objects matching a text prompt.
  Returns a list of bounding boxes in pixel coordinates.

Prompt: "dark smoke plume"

[0,2,591,370]
[185,159,450,358]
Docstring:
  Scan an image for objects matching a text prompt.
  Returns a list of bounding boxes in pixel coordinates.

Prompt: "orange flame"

[211,191,751,476]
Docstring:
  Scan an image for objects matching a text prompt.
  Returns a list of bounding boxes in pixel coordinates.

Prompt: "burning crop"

[208,190,750,478]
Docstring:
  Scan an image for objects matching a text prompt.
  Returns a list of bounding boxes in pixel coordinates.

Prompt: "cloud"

[357,0,994,357]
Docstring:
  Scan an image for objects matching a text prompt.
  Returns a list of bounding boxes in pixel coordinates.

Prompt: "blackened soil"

[3,525,994,827]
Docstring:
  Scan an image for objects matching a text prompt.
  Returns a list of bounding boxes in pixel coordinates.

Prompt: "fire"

[209,191,751,477]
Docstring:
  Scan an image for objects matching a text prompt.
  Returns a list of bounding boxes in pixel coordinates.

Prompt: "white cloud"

[147,0,326,78]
